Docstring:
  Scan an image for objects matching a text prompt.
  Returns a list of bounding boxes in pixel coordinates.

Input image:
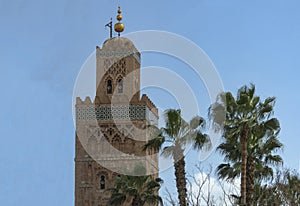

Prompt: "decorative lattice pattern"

[104,59,126,76]
[76,105,151,121]
[97,50,140,63]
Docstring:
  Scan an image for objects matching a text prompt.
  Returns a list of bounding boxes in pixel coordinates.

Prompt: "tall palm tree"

[209,84,282,205]
[143,109,209,206]
[108,169,163,206]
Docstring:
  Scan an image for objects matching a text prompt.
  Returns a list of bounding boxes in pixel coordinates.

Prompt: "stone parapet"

[76,95,158,123]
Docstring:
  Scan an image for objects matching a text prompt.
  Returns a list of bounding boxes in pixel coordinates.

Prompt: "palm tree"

[253,168,300,205]
[252,183,281,205]
[274,169,300,205]
[209,84,283,205]
[143,109,209,206]
[108,165,163,206]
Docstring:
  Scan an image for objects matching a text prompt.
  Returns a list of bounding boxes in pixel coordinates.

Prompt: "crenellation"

[76,97,83,105]
[84,97,92,104]
[141,94,158,117]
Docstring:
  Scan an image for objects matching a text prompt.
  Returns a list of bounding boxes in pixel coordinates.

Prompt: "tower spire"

[114,5,124,36]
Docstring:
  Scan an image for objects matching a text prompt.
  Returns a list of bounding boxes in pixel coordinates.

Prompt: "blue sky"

[1,0,300,205]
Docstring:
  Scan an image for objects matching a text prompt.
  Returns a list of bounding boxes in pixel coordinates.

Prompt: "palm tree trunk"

[246,156,254,206]
[240,128,248,206]
[174,144,188,206]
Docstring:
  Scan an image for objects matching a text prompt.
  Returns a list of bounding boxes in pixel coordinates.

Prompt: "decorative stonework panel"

[97,50,140,63]
[76,105,156,121]
[104,59,126,76]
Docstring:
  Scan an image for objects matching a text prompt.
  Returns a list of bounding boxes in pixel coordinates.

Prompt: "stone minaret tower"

[74,7,158,206]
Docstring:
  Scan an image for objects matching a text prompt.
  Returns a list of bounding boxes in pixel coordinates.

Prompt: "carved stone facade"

[74,37,159,206]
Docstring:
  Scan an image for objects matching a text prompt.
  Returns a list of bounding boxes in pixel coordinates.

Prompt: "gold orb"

[117,14,122,21]
[118,9,122,14]
[114,23,124,33]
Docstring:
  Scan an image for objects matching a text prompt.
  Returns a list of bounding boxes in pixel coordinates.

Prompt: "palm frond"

[161,146,175,158]
[189,115,206,129]
[142,135,165,151]
[193,132,210,150]
[164,109,182,137]
[264,118,280,132]
[217,163,240,180]
[108,193,126,206]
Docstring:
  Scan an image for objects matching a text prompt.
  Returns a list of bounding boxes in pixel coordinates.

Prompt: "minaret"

[74,6,159,206]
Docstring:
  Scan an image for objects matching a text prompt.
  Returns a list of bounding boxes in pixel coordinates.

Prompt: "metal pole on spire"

[105,18,113,38]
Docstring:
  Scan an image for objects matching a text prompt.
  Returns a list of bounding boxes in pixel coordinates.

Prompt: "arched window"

[107,79,112,94]
[100,175,106,189]
[118,78,123,93]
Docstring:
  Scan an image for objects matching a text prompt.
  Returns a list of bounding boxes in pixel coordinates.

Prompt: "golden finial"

[114,5,124,36]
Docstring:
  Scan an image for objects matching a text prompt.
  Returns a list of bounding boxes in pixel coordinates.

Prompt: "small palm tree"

[253,169,300,205]
[275,169,300,205]
[252,183,281,205]
[143,109,209,206]
[108,165,163,206]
